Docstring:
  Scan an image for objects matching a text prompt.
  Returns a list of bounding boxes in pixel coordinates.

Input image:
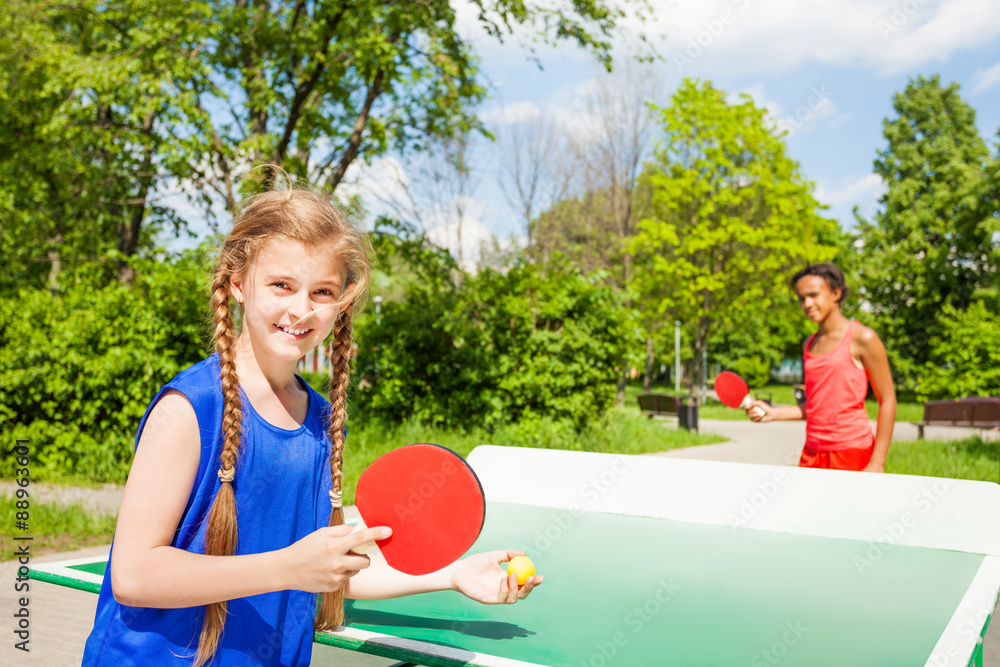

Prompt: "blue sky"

[447,0,1000,255]
[163,0,1000,260]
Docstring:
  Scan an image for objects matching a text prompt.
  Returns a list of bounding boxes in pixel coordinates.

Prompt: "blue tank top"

[82,354,335,666]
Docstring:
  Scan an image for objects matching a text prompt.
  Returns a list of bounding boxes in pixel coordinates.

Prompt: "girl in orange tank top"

[745,263,897,472]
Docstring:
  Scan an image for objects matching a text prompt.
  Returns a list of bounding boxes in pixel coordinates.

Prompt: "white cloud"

[338,156,421,228]
[480,101,543,125]
[344,157,511,269]
[666,0,1000,76]
[737,83,784,117]
[738,82,847,137]
[458,0,1000,80]
[815,173,886,208]
[971,62,1000,93]
[425,195,500,271]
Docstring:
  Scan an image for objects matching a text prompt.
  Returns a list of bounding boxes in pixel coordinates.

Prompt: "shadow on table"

[345,601,535,642]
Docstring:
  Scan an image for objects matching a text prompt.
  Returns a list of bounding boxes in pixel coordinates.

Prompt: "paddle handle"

[350,540,378,556]
[345,523,381,555]
[740,395,765,419]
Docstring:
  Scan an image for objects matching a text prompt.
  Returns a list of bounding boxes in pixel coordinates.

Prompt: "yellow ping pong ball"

[507,556,535,586]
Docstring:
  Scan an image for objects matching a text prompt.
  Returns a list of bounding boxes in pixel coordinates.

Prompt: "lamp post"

[373,295,383,325]
[674,321,681,393]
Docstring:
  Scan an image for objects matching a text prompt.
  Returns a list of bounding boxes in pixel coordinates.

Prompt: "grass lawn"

[624,381,925,422]
[0,498,117,562]
[886,436,999,483]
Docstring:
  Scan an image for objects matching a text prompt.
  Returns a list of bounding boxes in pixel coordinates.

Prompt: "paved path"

[652,417,999,466]
[4,421,997,666]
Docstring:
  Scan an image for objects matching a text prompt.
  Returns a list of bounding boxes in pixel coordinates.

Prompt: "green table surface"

[51,501,985,666]
[341,501,983,666]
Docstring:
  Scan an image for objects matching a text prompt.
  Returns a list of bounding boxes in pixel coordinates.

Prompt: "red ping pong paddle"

[352,443,486,575]
[714,371,765,418]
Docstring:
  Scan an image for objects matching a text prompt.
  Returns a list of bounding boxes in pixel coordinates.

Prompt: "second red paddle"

[714,371,765,418]
[352,443,486,575]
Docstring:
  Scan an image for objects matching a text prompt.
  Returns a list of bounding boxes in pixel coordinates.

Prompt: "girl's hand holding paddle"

[745,399,773,422]
[282,525,392,594]
[449,550,543,605]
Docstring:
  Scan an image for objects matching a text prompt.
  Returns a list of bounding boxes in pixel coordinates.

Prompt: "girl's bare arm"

[855,327,896,472]
[746,401,805,422]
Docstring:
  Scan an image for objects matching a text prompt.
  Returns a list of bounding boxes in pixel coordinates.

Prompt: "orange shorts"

[798,446,873,471]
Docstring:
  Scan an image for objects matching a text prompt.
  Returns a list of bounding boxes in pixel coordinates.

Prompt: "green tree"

[707,296,811,390]
[917,301,1000,401]
[629,79,840,395]
[0,0,212,288]
[854,75,998,383]
[526,68,662,399]
[2,0,651,291]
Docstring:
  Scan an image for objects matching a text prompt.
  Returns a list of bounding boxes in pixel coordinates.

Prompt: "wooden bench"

[638,394,681,419]
[912,397,1000,439]
[638,394,699,432]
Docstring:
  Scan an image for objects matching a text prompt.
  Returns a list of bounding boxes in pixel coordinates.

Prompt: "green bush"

[352,262,639,430]
[0,248,213,482]
[917,301,999,401]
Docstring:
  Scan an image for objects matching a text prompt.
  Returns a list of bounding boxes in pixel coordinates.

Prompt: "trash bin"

[678,398,698,433]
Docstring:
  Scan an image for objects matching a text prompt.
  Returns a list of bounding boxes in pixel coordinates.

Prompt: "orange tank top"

[803,320,874,452]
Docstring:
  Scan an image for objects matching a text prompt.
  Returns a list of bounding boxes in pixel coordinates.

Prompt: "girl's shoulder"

[849,321,886,356]
[296,375,332,420]
[162,354,224,407]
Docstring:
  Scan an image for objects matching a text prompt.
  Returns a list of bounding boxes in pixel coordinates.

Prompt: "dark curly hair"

[791,263,849,303]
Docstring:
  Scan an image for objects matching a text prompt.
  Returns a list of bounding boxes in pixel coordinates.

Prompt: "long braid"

[315,306,354,631]
[193,274,244,667]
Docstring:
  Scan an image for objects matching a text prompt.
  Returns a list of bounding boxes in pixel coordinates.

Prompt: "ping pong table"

[32,446,1000,666]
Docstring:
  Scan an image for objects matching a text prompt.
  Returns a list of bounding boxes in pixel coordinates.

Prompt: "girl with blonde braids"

[82,187,541,667]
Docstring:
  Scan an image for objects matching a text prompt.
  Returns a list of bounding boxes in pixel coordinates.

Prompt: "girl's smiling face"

[795,274,841,323]
[230,238,347,362]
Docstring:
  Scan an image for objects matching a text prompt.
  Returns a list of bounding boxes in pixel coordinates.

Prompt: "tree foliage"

[916,301,1000,401]
[629,79,840,392]
[1,0,650,291]
[854,75,998,383]
[0,0,212,288]
[0,247,214,482]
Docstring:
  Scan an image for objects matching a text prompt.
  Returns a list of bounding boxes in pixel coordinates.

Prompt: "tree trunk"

[616,367,628,407]
[46,234,63,291]
[117,110,157,284]
[326,68,385,192]
[693,315,710,402]
[643,337,654,392]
